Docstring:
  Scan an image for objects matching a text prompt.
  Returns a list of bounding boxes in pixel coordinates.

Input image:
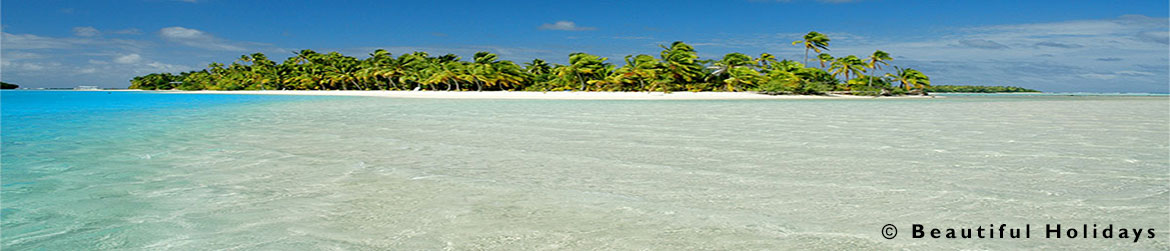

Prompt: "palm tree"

[708,53,755,91]
[792,31,830,65]
[887,66,930,91]
[658,41,703,90]
[524,59,551,75]
[721,66,764,92]
[619,54,660,91]
[773,59,805,73]
[470,51,500,91]
[564,53,608,91]
[829,55,866,82]
[425,61,463,91]
[490,61,525,91]
[129,40,933,95]
[523,59,553,90]
[816,53,834,69]
[865,50,892,87]
[755,53,779,71]
[709,53,753,76]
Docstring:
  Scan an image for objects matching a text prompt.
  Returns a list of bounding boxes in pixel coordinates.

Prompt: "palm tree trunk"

[577,73,586,91]
[351,79,362,90]
[804,48,809,66]
[867,71,873,88]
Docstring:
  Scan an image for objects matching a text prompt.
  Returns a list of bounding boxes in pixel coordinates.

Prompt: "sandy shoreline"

[159,90,939,100]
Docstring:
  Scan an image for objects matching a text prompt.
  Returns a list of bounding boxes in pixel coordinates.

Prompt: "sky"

[2,0,1168,92]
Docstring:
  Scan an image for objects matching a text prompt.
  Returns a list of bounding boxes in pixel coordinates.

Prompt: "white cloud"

[73,26,100,37]
[1080,73,1118,80]
[159,26,246,51]
[957,39,1009,49]
[1,32,149,50]
[539,21,596,31]
[2,32,75,49]
[145,61,188,72]
[685,15,1168,92]
[114,53,143,64]
[111,28,142,35]
[1116,70,1154,76]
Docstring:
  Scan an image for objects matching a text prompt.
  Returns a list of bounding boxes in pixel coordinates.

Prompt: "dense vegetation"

[1,81,18,89]
[925,85,1039,93]
[130,32,931,95]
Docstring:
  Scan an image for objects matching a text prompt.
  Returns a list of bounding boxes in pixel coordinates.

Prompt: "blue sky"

[2,0,1168,92]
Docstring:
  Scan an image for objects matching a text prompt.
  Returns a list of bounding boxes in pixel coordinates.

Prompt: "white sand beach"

[168,90,939,100]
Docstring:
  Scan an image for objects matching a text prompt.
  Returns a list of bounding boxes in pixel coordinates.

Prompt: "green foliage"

[793,31,831,65]
[1,81,19,89]
[127,34,936,96]
[925,85,1040,93]
[887,67,931,91]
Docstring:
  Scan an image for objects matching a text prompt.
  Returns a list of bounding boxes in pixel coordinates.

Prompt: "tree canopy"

[130,33,935,96]
[925,85,1040,93]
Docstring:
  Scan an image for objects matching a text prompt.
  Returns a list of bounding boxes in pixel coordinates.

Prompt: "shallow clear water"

[3,91,1168,249]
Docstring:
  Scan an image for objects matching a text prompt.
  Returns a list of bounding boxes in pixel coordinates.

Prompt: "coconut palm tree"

[658,41,703,89]
[709,53,753,77]
[425,61,463,91]
[708,53,756,91]
[792,31,830,65]
[887,66,930,91]
[490,61,525,91]
[721,66,764,92]
[829,55,866,82]
[524,59,551,75]
[816,53,834,69]
[564,52,608,91]
[619,54,660,91]
[755,53,779,71]
[865,50,892,87]
[469,51,501,91]
[129,39,932,94]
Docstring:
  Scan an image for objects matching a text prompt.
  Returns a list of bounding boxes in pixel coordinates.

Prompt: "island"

[1,81,18,89]
[130,32,934,96]
[925,85,1039,93]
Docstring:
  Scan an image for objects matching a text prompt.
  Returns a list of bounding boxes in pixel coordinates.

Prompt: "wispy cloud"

[159,26,246,51]
[113,53,143,64]
[683,15,1169,92]
[72,26,100,37]
[958,39,1009,49]
[112,28,142,35]
[1,30,193,88]
[1034,41,1082,48]
[539,21,596,31]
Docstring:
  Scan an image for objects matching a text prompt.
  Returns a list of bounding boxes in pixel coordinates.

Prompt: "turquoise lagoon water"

[2,91,1168,249]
